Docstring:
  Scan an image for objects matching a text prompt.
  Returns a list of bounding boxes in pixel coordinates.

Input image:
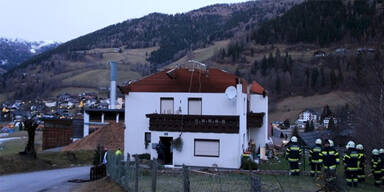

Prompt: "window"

[160,98,174,114]
[145,132,151,148]
[194,139,220,157]
[188,98,202,115]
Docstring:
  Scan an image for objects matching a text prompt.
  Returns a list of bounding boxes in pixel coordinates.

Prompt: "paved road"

[0,166,91,192]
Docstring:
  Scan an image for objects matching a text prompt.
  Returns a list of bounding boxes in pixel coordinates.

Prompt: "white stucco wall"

[124,88,265,168]
[150,132,241,168]
[249,94,268,150]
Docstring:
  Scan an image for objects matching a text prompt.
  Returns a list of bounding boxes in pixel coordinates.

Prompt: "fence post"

[135,157,139,192]
[250,174,261,192]
[183,164,190,192]
[152,160,157,192]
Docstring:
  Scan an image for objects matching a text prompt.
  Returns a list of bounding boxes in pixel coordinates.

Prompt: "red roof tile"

[119,68,253,94]
[250,81,265,95]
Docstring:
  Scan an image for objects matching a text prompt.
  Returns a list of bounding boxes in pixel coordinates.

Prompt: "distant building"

[323,117,337,128]
[83,108,124,137]
[296,109,319,124]
[314,50,326,57]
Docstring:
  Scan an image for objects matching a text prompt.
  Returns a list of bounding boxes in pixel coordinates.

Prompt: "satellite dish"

[225,86,237,100]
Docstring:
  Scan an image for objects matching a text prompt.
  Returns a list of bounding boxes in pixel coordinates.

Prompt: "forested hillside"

[0,0,301,101]
[252,0,383,45]
[211,0,384,101]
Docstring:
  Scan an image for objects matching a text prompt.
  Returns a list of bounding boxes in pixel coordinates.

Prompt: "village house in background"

[120,67,268,169]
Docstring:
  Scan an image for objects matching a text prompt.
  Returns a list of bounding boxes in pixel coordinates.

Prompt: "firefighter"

[321,139,339,191]
[328,140,340,165]
[356,144,365,182]
[285,136,302,176]
[343,141,359,187]
[309,138,323,176]
[380,148,384,185]
[371,149,382,186]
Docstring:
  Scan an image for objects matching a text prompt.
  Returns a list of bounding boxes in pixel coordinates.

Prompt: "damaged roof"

[119,68,265,95]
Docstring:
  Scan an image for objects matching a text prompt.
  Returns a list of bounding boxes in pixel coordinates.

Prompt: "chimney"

[109,61,117,109]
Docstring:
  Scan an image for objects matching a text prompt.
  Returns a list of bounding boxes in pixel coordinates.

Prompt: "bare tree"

[352,50,384,152]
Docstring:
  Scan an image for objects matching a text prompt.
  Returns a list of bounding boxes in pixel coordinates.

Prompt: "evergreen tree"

[337,66,344,83]
[320,67,326,87]
[251,60,258,74]
[330,69,337,88]
[275,75,281,94]
[305,68,310,88]
[328,117,335,130]
[261,55,268,76]
[321,105,332,122]
[305,121,311,132]
[284,119,290,129]
[311,68,319,89]
[310,120,315,131]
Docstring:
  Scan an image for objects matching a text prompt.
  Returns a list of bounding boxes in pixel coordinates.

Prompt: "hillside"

[0,0,302,101]
[0,38,59,72]
[209,0,384,100]
[253,0,384,45]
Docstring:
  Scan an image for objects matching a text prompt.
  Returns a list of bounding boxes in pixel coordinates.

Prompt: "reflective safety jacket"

[286,144,302,162]
[357,149,365,168]
[381,154,384,172]
[309,145,323,163]
[371,155,382,174]
[322,146,339,170]
[343,149,360,171]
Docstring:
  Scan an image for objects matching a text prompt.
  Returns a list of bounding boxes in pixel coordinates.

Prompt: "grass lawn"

[0,131,42,156]
[0,150,93,175]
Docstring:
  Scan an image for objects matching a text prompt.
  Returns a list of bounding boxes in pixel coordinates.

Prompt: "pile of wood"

[62,122,124,152]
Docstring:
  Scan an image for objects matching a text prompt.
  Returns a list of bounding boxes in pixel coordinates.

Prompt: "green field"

[0,131,93,175]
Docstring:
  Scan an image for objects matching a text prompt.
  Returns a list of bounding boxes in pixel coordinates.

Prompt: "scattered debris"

[62,122,124,152]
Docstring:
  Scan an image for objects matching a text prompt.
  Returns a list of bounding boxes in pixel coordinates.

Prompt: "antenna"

[225,86,237,100]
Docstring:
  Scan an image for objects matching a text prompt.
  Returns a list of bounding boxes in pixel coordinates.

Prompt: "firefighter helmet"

[356,144,363,150]
[372,149,379,155]
[315,138,322,145]
[328,139,334,147]
[291,136,298,143]
[346,141,355,149]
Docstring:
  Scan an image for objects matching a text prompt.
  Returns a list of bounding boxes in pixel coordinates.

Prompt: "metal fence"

[106,153,261,192]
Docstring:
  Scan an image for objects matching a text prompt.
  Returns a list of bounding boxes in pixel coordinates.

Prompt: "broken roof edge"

[119,68,265,95]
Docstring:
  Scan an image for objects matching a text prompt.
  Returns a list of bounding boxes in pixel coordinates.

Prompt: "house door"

[159,137,173,165]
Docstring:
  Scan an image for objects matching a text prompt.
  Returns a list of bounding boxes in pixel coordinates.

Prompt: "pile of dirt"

[62,122,124,152]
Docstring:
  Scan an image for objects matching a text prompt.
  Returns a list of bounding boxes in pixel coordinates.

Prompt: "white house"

[120,68,268,169]
[323,117,337,128]
[296,109,319,124]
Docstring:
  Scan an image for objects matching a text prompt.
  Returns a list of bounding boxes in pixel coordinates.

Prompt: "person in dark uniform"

[380,148,384,185]
[343,141,359,187]
[356,144,365,182]
[322,139,339,191]
[285,136,302,176]
[309,138,323,177]
[371,149,382,187]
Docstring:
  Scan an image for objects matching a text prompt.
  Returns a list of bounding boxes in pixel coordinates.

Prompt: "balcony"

[146,114,239,133]
[247,112,265,128]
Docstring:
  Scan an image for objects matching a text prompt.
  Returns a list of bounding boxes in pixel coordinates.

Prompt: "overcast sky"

[0,0,246,42]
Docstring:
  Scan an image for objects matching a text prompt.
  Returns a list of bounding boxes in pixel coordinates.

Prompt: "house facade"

[297,109,319,124]
[120,68,268,169]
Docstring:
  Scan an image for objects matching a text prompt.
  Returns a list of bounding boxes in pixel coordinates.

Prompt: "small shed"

[42,118,84,150]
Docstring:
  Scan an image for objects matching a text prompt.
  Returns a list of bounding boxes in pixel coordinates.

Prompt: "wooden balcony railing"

[247,112,265,128]
[146,114,239,133]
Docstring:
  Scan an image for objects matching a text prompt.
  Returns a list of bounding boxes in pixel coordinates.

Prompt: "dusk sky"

[0,0,246,42]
